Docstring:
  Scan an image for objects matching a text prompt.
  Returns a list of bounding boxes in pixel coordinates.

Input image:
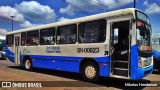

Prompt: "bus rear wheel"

[24,59,32,70]
[82,62,99,82]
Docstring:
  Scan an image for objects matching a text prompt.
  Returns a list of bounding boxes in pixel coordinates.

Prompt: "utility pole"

[10,16,15,31]
[134,0,136,8]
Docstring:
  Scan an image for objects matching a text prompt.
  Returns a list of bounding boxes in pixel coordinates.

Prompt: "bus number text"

[77,47,99,53]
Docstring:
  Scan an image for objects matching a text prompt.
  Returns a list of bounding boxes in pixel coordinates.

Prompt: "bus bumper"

[130,65,153,80]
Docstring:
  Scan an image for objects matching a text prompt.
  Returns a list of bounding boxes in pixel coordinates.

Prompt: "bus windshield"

[136,10,152,56]
[137,21,152,53]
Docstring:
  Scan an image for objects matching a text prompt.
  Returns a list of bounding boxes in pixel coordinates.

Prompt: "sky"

[0,0,160,37]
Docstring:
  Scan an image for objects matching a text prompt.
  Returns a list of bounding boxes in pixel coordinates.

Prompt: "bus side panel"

[20,55,82,73]
[58,60,80,72]
[20,54,110,76]
[31,59,80,73]
[94,56,110,77]
[130,45,138,79]
[6,47,14,63]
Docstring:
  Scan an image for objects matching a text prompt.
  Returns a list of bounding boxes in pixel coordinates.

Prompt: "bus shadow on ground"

[0,59,6,60]
[152,70,160,75]
[8,66,150,89]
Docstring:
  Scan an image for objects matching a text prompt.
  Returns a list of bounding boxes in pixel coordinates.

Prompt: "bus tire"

[24,58,32,70]
[82,62,99,82]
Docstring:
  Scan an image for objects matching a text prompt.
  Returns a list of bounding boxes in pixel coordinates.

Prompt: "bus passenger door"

[14,35,20,64]
[110,20,130,78]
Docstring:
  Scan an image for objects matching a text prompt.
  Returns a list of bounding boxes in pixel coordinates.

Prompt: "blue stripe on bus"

[5,47,14,63]
[19,54,110,77]
[130,44,138,79]
[153,50,160,59]
[130,45,153,80]
[20,55,110,63]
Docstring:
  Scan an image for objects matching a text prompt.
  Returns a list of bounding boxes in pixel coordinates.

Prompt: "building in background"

[152,33,160,45]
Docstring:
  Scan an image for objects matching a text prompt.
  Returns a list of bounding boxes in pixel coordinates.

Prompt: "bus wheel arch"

[23,56,32,70]
[80,58,100,81]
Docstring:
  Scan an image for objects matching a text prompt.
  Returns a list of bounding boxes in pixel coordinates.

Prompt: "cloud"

[15,1,56,23]
[143,1,149,6]
[0,28,7,36]
[0,6,36,28]
[20,21,43,28]
[144,2,160,14]
[0,6,24,22]
[0,1,54,29]
[58,17,70,21]
[60,0,133,16]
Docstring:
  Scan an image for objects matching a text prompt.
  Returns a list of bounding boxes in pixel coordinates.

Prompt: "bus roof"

[7,8,137,35]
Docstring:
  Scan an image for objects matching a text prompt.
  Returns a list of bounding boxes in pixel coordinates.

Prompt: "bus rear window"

[78,19,106,43]
[27,30,39,46]
[6,35,14,47]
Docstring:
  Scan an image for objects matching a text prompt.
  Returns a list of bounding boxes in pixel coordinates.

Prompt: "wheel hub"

[25,60,31,69]
[85,65,96,79]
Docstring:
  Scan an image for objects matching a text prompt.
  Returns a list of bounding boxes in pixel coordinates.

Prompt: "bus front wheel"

[82,62,99,82]
[24,59,32,70]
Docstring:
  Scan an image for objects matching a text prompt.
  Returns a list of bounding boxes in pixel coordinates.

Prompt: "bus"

[153,50,160,72]
[6,8,153,81]
[0,36,6,59]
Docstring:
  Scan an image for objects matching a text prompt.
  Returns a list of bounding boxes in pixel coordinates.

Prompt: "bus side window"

[6,35,14,47]
[40,28,55,45]
[78,19,106,43]
[57,24,77,44]
[21,32,26,46]
[27,30,39,46]
[113,28,119,45]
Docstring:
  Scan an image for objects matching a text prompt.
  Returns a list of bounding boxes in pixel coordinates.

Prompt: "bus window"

[40,28,55,45]
[57,24,77,44]
[78,19,106,43]
[6,35,14,47]
[21,32,26,46]
[113,28,119,45]
[26,30,39,46]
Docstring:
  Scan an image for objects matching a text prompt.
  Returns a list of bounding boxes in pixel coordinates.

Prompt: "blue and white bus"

[153,50,160,72]
[6,8,153,81]
[0,36,6,59]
